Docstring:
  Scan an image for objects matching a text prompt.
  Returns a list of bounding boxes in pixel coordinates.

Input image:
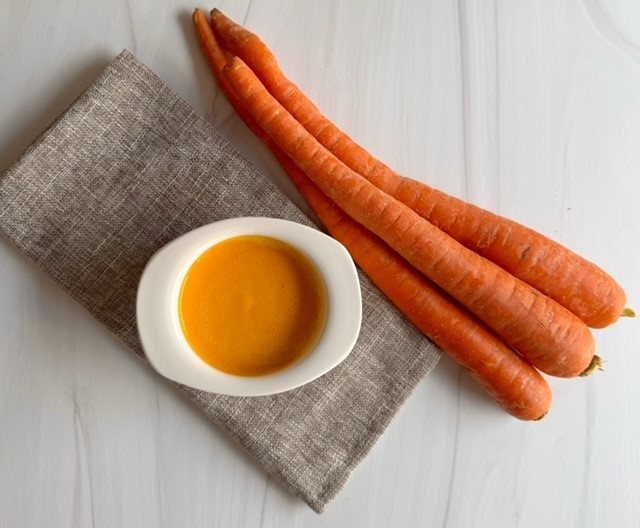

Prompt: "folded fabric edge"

[310,352,441,513]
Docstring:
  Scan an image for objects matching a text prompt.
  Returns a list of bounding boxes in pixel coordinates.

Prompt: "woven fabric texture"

[0,51,441,512]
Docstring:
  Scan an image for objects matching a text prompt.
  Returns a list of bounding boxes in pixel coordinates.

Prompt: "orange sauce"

[179,235,327,376]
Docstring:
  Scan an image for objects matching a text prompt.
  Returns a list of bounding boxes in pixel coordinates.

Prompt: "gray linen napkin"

[0,50,440,512]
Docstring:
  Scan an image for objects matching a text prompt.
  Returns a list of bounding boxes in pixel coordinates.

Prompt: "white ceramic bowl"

[136,217,362,396]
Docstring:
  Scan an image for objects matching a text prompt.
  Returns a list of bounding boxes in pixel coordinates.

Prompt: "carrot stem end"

[580,355,604,377]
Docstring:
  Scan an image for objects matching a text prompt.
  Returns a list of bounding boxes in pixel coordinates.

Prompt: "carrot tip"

[622,307,636,318]
[580,355,604,377]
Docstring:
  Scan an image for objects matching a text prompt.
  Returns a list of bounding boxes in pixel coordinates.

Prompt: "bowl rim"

[136,216,362,396]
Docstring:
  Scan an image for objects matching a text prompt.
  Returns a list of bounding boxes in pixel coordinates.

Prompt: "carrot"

[221,55,597,379]
[193,9,240,111]
[210,8,628,329]
[192,10,553,418]
[283,152,553,420]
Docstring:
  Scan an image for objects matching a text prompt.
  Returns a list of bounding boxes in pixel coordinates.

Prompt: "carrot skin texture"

[283,155,553,420]
[222,56,596,379]
[210,8,626,329]
[193,10,239,108]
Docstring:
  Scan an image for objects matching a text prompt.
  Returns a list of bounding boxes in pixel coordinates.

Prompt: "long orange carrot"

[193,9,240,111]
[210,8,628,329]
[221,55,597,379]
[193,8,553,419]
[281,151,553,420]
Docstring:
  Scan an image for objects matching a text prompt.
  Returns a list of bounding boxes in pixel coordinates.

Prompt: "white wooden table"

[2,1,639,526]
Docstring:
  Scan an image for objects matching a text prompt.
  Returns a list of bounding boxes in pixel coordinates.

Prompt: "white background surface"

[1,1,639,526]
